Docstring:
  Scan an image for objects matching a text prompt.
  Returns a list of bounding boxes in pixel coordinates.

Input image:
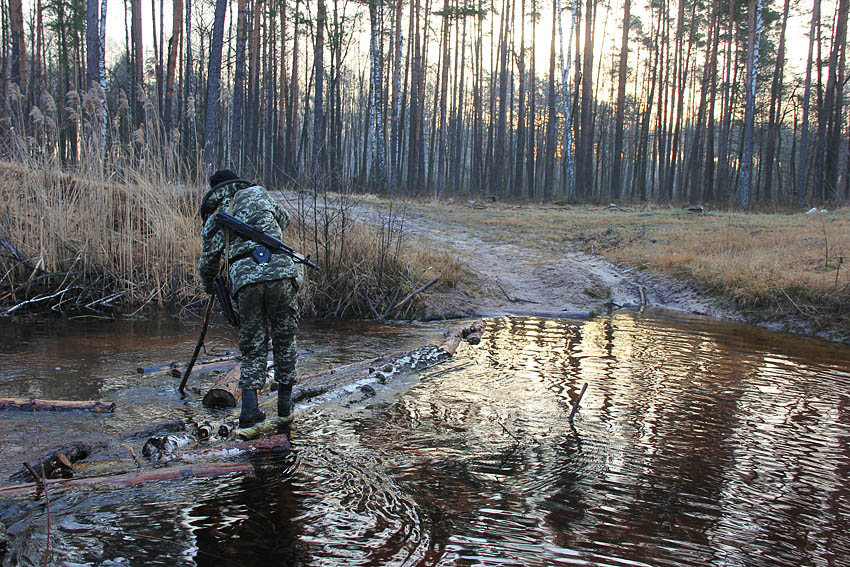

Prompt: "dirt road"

[359,201,741,322]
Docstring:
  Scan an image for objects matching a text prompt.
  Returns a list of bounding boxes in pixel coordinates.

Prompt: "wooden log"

[239,346,453,440]
[0,397,115,413]
[171,359,239,379]
[202,364,242,407]
[0,462,254,498]
[136,352,241,374]
[440,320,486,355]
[9,441,91,482]
[172,433,291,462]
[9,420,185,482]
[462,320,486,345]
[440,330,464,356]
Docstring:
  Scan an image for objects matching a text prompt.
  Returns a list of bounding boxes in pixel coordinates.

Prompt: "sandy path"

[352,201,740,321]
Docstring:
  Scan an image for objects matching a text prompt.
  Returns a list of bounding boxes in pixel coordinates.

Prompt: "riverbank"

[3,158,848,343]
[0,162,468,320]
[379,198,850,344]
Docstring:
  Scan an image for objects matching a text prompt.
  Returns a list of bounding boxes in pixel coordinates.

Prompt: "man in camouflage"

[198,169,302,428]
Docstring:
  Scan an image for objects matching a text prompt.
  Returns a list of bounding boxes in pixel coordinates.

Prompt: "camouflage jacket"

[198,180,300,296]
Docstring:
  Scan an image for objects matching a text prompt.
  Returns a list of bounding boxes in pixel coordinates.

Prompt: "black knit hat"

[209,168,239,188]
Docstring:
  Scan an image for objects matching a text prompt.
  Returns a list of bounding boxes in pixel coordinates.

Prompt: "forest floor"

[351,196,850,344]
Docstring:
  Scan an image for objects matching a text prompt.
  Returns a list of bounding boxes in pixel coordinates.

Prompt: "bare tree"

[610,0,629,201]
[203,0,228,174]
[739,0,763,210]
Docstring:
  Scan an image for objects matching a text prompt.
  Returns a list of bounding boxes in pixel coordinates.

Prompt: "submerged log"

[171,433,291,462]
[0,397,115,413]
[238,329,482,441]
[0,462,254,498]
[9,420,186,483]
[136,352,241,375]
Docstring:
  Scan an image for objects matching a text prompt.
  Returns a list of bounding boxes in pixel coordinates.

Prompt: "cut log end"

[202,365,242,408]
[202,390,238,408]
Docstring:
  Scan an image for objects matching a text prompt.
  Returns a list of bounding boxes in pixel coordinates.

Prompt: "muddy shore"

[352,200,848,344]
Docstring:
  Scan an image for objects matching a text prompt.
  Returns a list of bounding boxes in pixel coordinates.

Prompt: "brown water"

[1,310,849,566]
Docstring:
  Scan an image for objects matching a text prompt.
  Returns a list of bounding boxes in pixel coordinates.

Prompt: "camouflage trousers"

[236,278,299,391]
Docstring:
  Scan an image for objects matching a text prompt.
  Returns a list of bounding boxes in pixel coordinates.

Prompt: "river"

[1,309,849,566]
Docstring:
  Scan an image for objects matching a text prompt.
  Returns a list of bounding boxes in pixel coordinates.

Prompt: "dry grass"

[0,160,470,320]
[303,226,471,319]
[402,200,850,333]
[0,160,202,314]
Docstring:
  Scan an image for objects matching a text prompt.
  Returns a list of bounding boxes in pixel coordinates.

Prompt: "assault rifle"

[211,212,320,271]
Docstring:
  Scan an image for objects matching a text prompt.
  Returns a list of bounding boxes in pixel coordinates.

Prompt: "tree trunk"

[762,0,790,205]
[513,0,526,198]
[558,0,578,200]
[492,0,510,197]
[8,0,25,93]
[797,0,820,205]
[231,0,249,170]
[164,0,184,142]
[822,0,849,202]
[370,0,387,189]
[202,0,228,174]
[610,0,630,201]
[313,0,327,184]
[390,0,404,194]
[739,0,763,210]
[183,0,195,162]
[543,0,558,201]
[576,0,595,198]
[717,0,736,203]
[702,0,720,203]
[131,0,145,127]
[85,0,100,92]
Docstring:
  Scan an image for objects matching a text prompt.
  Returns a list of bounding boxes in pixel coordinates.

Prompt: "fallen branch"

[568,383,588,422]
[0,462,254,498]
[390,275,440,316]
[136,353,241,375]
[9,420,185,482]
[3,286,83,315]
[0,398,115,413]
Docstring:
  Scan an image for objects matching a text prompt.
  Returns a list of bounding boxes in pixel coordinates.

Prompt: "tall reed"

[0,88,468,319]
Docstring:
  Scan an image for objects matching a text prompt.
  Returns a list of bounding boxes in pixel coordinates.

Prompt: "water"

[1,310,849,566]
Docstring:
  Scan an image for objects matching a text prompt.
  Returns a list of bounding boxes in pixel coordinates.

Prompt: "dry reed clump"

[295,210,472,319]
[0,161,201,316]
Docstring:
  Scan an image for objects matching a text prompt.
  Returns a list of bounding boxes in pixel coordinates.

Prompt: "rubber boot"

[239,389,266,428]
[277,383,294,421]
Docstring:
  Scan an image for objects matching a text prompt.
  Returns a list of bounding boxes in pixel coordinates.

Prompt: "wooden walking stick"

[179,294,215,395]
